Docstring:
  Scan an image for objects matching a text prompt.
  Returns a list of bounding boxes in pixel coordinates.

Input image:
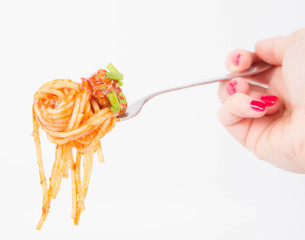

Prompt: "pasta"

[32,64,127,230]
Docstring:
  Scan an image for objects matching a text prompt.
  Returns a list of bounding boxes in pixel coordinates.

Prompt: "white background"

[1,0,305,239]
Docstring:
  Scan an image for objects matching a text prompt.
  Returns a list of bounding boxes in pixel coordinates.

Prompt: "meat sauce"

[83,69,127,115]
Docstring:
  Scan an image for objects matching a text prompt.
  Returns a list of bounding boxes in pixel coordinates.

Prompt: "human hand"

[218,29,305,173]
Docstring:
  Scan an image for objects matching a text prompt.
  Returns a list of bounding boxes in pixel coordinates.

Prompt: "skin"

[218,29,305,173]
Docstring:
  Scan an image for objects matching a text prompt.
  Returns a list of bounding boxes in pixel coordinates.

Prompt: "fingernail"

[227,80,237,95]
[232,53,241,66]
[250,100,266,111]
[260,95,278,106]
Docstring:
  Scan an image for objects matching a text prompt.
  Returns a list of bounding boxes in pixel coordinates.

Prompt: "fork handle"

[146,61,272,101]
[118,61,272,121]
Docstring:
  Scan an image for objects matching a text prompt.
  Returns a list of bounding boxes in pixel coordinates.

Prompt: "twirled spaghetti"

[32,64,127,230]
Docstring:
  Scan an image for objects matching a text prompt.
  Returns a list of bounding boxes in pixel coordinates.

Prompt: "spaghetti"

[32,64,127,230]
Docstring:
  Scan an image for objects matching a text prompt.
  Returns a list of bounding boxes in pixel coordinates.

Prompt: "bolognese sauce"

[83,68,127,115]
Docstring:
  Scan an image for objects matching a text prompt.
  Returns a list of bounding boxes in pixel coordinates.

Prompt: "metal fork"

[118,61,272,121]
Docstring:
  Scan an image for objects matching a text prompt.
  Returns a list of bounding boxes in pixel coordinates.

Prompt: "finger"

[218,93,281,149]
[218,92,280,126]
[220,89,280,116]
[260,95,281,115]
[218,77,271,104]
[218,93,268,126]
[226,49,259,72]
[218,77,250,103]
[255,31,297,65]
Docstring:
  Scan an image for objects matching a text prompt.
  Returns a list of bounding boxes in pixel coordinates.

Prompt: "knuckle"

[292,29,305,39]
[254,40,263,52]
[230,93,242,108]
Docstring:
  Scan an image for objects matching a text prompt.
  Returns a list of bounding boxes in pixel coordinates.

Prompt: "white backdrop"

[1,0,305,239]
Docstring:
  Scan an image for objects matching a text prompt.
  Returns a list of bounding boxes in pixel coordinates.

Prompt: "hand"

[218,29,305,173]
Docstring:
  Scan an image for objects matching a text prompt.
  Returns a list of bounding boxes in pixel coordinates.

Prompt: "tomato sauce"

[83,69,127,114]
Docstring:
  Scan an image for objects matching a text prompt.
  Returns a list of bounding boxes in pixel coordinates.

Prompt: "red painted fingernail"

[232,53,241,66]
[227,80,237,95]
[260,95,278,106]
[250,100,266,111]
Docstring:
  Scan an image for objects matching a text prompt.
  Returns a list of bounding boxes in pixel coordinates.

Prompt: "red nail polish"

[260,95,278,106]
[250,100,266,111]
[232,53,241,66]
[227,80,237,95]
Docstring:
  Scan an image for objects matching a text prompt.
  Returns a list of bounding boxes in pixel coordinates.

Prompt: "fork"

[118,61,272,121]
